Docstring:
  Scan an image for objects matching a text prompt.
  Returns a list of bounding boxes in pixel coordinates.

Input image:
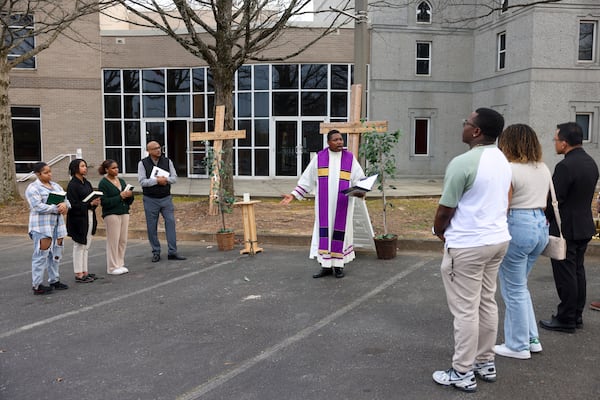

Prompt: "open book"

[342,174,378,196]
[83,191,103,203]
[151,166,170,178]
[46,190,66,205]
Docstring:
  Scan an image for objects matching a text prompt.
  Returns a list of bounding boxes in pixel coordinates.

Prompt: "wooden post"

[190,105,246,215]
[319,84,387,157]
[233,200,263,255]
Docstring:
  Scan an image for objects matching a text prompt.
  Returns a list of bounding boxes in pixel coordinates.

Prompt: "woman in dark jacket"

[98,159,134,275]
[67,159,100,283]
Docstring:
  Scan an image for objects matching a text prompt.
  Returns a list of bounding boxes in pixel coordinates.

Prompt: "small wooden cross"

[190,105,246,215]
[319,84,388,157]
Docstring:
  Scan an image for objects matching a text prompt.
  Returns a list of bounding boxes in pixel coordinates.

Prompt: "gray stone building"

[369,0,600,176]
[9,1,600,181]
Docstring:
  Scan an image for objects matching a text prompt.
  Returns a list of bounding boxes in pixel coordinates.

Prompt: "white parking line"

[0,257,238,339]
[176,258,433,400]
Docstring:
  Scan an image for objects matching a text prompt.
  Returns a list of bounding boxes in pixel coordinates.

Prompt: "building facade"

[369,0,600,176]
[9,1,600,181]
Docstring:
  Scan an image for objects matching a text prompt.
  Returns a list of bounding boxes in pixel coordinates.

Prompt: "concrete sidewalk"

[80,176,445,199]
[1,236,599,399]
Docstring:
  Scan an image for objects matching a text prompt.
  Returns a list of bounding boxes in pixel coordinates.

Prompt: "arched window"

[416,1,432,24]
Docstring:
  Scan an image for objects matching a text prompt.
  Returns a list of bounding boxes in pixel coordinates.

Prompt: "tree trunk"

[212,68,236,195]
[0,61,19,204]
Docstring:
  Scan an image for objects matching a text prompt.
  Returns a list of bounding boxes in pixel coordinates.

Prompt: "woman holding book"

[67,158,100,283]
[25,162,71,295]
[98,159,134,275]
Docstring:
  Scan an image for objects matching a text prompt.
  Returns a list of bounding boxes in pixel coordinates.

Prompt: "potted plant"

[359,126,402,259]
[204,146,236,251]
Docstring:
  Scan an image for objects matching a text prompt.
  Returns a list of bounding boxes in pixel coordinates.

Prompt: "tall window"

[416,1,432,24]
[12,106,41,173]
[4,14,35,69]
[414,118,430,155]
[576,113,592,141]
[501,0,508,13]
[416,42,431,75]
[578,21,596,62]
[497,32,506,70]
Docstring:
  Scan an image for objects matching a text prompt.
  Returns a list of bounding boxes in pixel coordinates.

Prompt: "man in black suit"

[540,122,599,333]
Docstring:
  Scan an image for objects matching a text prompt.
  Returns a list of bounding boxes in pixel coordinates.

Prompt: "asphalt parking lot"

[0,235,599,400]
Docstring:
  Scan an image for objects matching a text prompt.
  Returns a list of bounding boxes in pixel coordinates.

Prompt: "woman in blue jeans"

[496,124,551,359]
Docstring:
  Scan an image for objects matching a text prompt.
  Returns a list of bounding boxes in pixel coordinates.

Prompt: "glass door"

[143,120,165,154]
[275,120,298,176]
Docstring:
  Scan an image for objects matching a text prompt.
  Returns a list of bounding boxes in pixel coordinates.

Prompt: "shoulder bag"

[541,181,567,260]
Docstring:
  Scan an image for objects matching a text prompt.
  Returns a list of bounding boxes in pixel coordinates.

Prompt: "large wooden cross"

[190,105,246,215]
[319,84,388,157]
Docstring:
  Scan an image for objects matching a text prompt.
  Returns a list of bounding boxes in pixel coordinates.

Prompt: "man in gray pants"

[138,141,186,262]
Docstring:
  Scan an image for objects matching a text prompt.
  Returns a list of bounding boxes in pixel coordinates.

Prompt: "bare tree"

[0,0,115,204]
[110,0,353,193]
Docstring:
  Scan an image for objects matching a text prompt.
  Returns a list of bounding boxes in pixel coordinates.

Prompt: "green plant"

[359,126,401,239]
[204,145,235,233]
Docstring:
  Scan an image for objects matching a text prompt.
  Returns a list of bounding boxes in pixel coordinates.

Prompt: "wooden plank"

[190,130,247,141]
[319,122,388,134]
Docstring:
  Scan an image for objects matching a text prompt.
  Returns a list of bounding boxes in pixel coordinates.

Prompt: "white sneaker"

[432,368,477,392]
[530,338,543,353]
[121,266,129,273]
[494,344,531,359]
[473,361,496,382]
[108,267,128,275]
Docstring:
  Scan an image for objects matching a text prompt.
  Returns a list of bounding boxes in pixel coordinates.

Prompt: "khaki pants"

[440,241,509,372]
[105,214,130,273]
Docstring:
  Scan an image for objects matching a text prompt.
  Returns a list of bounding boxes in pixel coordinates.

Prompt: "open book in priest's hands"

[341,174,378,196]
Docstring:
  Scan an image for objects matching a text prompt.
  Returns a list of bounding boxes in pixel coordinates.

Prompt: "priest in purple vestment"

[280,130,366,279]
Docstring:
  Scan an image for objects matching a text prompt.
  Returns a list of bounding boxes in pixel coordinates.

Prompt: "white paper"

[356,174,378,190]
[151,166,170,178]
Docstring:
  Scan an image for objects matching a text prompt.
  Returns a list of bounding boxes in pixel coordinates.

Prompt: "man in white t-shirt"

[431,108,512,393]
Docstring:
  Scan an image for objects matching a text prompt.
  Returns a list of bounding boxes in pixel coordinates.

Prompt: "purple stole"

[317,149,353,259]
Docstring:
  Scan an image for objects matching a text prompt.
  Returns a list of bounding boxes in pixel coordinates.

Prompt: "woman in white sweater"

[495,124,551,359]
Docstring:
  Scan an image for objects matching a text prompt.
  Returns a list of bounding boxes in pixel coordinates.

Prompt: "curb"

[4,223,600,256]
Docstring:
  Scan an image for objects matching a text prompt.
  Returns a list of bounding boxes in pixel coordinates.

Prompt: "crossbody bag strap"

[549,180,564,239]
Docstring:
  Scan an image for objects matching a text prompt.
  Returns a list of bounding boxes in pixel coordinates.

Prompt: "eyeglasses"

[462,119,478,128]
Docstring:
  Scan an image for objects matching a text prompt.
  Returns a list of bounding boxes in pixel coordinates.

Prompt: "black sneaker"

[50,281,69,290]
[33,284,53,295]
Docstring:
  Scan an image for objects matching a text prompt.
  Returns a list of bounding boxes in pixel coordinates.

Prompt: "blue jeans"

[143,195,177,256]
[498,209,549,351]
[30,229,64,288]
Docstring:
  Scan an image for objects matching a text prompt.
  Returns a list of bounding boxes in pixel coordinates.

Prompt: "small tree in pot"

[359,127,401,259]
[204,145,236,250]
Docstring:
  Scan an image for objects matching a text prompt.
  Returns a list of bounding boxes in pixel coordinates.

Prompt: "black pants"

[550,238,590,324]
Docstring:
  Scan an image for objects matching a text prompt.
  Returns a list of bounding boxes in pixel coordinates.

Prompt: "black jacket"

[66,176,98,244]
[546,147,599,240]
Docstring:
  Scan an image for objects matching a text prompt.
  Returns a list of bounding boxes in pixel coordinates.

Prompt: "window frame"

[413,117,430,156]
[578,20,596,63]
[5,13,36,69]
[415,41,432,76]
[12,106,42,173]
[497,31,506,71]
[575,112,592,142]
[416,1,432,24]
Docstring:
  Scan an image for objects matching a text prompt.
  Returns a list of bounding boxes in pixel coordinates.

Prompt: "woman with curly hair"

[495,124,551,359]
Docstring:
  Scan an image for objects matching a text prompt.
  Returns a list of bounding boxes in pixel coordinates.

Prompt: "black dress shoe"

[312,268,333,278]
[334,267,345,278]
[539,316,576,333]
[168,254,186,260]
[576,316,583,329]
[152,254,160,262]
